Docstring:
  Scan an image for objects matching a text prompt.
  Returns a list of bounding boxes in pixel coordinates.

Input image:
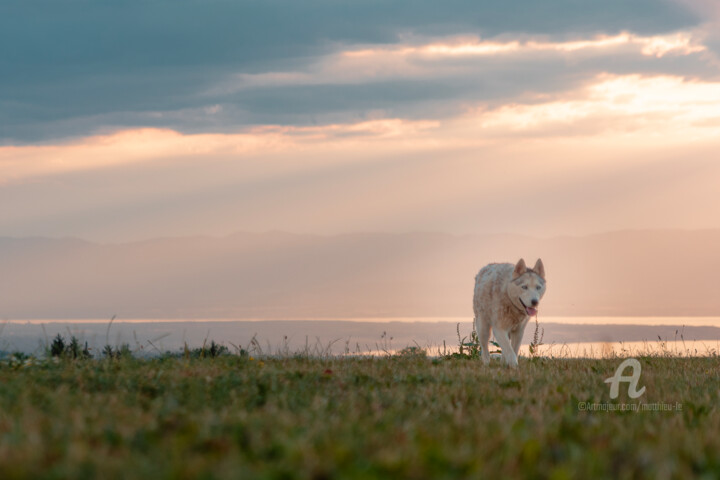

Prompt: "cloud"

[344,31,706,59]
[211,32,706,93]
[472,73,720,140]
[191,30,712,136]
[0,118,442,184]
[7,28,711,145]
[1,0,704,143]
[4,70,720,182]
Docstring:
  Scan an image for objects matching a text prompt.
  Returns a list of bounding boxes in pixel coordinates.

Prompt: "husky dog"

[473,259,546,367]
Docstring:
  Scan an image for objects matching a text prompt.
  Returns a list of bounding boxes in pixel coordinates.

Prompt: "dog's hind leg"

[476,316,491,364]
[494,328,518,367]
[510,328,523,357]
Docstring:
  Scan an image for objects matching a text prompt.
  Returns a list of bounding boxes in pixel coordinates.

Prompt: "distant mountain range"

[2,230,720,319]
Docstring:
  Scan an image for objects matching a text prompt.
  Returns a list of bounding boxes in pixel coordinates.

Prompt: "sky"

[2,0,720,242]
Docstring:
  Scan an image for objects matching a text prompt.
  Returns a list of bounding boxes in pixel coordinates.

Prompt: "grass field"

[0,347,719,479]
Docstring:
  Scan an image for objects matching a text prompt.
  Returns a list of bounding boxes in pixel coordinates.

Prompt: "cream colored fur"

[473,258,546,367]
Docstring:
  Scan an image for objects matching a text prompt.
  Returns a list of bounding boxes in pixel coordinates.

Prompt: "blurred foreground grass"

[0,352,718,479]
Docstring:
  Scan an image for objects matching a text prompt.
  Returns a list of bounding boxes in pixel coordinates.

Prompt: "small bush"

[50,334,66,357]
[103,344,132,359]
[444,323,502,360]
[190,340,229,359]
[49,334,91,359]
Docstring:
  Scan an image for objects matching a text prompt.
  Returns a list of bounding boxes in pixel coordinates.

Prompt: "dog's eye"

[536,286,541,290]
[522,285,528,290]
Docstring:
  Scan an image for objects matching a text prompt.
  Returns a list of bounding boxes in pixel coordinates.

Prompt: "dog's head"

[507,258,546,316]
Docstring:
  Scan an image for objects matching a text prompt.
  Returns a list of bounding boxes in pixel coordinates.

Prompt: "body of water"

[1,317,719,357]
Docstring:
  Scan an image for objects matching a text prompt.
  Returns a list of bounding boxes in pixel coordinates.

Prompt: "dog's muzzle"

[520,299,538,316]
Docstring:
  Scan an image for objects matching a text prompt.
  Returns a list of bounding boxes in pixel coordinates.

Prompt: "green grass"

[0,352,718,479]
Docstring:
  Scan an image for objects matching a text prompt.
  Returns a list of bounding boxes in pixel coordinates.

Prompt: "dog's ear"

[512,258,526,279]
[534,258,545,280]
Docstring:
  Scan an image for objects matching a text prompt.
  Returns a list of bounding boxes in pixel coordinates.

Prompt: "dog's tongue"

[526,306,538,316]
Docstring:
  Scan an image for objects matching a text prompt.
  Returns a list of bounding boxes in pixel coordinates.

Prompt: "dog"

[473,258,546,367]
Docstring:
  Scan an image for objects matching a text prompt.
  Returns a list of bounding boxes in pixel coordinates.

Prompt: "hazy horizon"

[6,226,720,243]
[3,229,720,321]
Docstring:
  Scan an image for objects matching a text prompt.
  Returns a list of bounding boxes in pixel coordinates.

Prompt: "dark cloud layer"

[0,0,701,143]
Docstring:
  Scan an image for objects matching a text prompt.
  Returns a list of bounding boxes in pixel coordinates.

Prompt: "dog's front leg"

[494,328,518,367]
